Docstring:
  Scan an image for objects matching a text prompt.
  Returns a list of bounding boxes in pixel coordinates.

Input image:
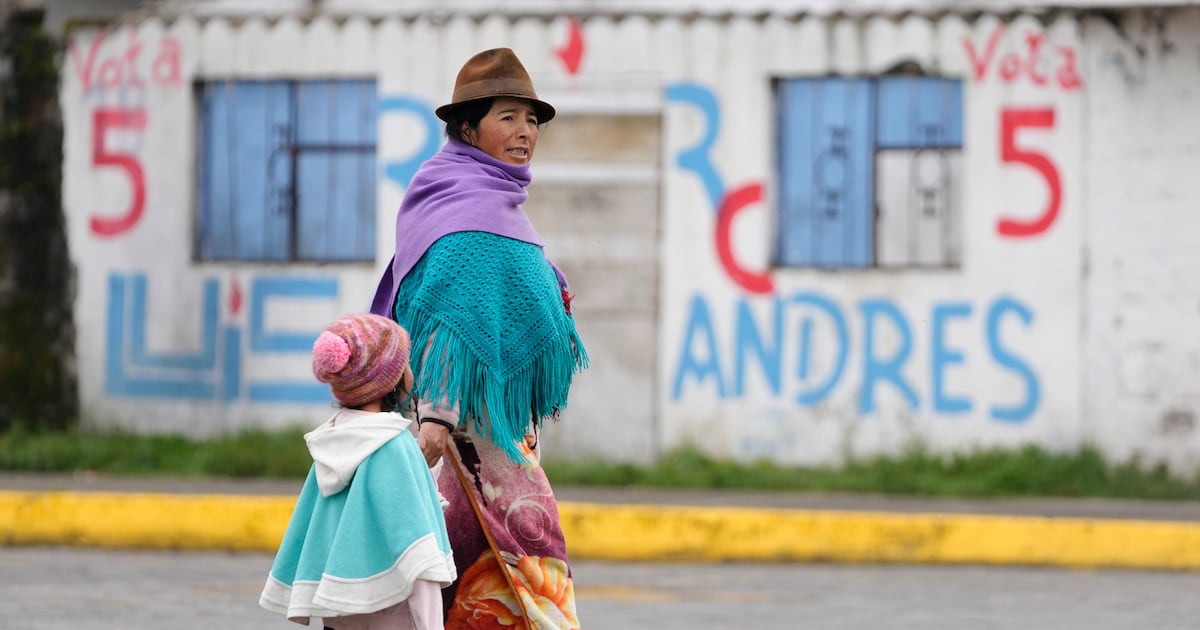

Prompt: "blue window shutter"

[776,79,816,266]
[295,80,377,262]
[777,77,874,268]
[876,77,963,149]
[197,81,292,261]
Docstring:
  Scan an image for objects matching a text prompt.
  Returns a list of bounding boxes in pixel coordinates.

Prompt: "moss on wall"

[0,9,76,432]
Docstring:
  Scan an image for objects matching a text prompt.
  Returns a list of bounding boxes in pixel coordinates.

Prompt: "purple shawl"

[370,139,565,316]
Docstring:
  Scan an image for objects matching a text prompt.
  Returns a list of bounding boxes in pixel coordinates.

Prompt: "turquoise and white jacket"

[259,410,456,624]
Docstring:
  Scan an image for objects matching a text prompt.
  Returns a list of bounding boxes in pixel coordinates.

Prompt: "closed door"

[524,111,661,463]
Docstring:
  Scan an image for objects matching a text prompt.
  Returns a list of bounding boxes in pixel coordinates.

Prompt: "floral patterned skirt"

[438,429,580,630]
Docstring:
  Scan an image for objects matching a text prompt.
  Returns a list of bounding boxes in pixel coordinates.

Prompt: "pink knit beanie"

[312,313,411,407]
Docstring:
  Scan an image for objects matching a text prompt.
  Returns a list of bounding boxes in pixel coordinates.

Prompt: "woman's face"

[461,96,540,165]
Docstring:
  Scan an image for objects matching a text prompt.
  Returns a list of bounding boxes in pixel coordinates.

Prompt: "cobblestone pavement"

[2,547,1198,630]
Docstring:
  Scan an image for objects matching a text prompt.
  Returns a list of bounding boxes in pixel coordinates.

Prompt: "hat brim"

[435,95,556,124]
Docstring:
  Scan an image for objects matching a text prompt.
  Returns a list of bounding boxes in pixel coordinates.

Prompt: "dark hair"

[335,378,414,413]
[379,379,416,414]
[443,98,495,143]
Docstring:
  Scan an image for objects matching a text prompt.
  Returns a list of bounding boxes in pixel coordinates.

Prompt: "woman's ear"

[460,121,474,145]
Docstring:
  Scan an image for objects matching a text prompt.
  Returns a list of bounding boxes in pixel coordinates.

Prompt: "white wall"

[61,13,655,444]
[659,13,1087,463]
[60,8,1200,471]
[1081,10,1200,471]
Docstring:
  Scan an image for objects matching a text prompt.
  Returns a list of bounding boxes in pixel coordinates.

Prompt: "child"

[260,313,456,629]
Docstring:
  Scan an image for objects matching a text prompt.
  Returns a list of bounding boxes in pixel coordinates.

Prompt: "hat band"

[452,78,539,103]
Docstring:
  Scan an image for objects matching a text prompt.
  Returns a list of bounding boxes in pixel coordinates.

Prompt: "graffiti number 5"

[90,108,147,237]
[997,107,1061,238]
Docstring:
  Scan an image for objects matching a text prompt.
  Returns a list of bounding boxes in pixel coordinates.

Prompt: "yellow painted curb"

[559,502,1200,570]
[2,491,1199,570]
[0,491,295,552]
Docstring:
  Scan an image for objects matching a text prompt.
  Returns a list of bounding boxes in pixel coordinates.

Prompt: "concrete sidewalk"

[2,472,1200,570]
[5,471,1200,521]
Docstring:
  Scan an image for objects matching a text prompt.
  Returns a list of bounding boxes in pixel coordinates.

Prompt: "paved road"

[2,547,1198,629]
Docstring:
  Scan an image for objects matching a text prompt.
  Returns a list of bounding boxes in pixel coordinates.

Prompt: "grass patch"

[1,429,1198,500]
[0,426,312,479]
[542,444,1200,500]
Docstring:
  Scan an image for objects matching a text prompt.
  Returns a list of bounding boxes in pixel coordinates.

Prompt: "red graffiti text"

[716,182,774,294]
[70,30,182,94]
[963,26,1082,91]
[997,107,1062,238]
[90,108,148,237]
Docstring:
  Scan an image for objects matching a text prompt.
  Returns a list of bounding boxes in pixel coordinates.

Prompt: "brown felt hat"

[435,48,556,124]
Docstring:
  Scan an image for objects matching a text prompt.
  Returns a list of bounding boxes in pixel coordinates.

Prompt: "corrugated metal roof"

[153,0,1200,18]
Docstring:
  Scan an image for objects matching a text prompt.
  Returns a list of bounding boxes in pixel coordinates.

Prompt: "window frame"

[772,73,965,271]
[193,78,379,264]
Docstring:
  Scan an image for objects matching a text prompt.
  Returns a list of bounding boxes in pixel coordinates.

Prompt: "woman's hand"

[417,420,452,468]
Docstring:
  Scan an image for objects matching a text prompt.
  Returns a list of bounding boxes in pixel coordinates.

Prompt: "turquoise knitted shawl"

[394,231,588,462]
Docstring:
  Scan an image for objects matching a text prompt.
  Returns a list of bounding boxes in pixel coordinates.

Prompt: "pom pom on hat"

[312,331,351,375]
[312,313,412,407]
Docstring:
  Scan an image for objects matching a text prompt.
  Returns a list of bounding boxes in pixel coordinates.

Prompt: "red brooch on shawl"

[561,288,575,315]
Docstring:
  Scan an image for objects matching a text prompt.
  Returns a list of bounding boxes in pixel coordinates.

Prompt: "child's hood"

[303,410,413,496]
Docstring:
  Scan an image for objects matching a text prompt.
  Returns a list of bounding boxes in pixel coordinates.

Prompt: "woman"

[369,48,587,629]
